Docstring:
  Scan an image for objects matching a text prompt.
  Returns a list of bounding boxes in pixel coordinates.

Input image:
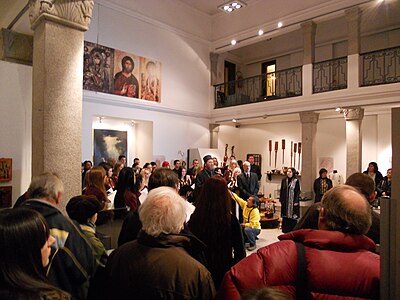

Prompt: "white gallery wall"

[0,61,32,201]
[217,111,392,198]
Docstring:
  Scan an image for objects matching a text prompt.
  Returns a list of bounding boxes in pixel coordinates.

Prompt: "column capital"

[209,123,220,132]
[29,0,94,31]
[344,107,364,121]
[300,111,319,124]
[300,21,316,35]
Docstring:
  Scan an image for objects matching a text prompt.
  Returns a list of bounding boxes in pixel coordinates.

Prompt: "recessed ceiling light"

[231,39,237,45]
[235,4,241,9]
[224,5,229,10]
[258,29,264,36]
[227,7,233,12]
[335,107,341,112]
[218,1,247,13]
[278,22,283,28]
[232,118,237,122]
[232,2,238,6]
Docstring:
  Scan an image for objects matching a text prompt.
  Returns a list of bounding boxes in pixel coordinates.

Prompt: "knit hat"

[66,195,102,224]
[203,155,213,165]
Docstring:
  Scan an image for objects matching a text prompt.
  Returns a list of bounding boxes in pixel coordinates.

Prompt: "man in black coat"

[194,155,216,203]
[237,161,259,200]
[248,155,262,180]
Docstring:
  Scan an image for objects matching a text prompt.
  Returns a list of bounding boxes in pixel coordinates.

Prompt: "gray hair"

[243,161,250,167]
[139,186,186,237]
[27,172,64,202]
[321,185,371,235]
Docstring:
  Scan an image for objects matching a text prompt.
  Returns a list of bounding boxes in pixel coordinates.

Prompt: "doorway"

[262,60,276,97]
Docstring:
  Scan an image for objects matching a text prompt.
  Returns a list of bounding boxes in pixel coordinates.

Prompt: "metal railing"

[214,66,302,108]
[361,46,400,86]
[313,57,347,93]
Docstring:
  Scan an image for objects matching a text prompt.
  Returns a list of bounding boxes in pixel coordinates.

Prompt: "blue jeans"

[244,227,261,246]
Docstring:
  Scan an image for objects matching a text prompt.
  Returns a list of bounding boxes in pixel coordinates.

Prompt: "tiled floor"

[246,228,283,254]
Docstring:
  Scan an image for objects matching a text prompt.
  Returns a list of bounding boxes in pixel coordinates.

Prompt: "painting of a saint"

[113,50,140,98]
[94,129,127,166]
[83,41,114,93]
[140,57,161,102]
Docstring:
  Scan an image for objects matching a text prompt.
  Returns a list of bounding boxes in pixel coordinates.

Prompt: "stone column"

[344,107,364,178]
[301,21,316,97]
[381,108,400,299]
[346,7,361,90]
[29,0,94,205]
[299,112,319,201]
[209,124,220,149]
[210,52,219,86]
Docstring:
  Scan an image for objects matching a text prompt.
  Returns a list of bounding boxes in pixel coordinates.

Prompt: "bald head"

[319,185,371,235]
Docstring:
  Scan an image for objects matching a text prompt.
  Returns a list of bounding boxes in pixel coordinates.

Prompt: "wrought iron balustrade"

[214,66,302,109]
[313,57,347,93]
[361,46,400,86]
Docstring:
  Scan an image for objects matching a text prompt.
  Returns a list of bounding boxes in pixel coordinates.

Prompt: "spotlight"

[335,107,341,112]
[258,29,264,36]
[278,22,283,28]
[232,118,237,123]
[231,39,237,45]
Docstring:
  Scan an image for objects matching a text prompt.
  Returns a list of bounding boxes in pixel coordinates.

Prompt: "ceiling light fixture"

[231,39,237,45]
[258,29,264,36]
[218,0,247,13]
[232,118,237,122]
[277,22,283,28]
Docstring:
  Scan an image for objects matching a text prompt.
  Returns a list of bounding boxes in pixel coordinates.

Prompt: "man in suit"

[248,155,262,180]
[237,161,259,200]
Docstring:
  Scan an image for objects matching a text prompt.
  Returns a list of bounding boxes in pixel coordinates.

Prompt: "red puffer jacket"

[216,229,380,300]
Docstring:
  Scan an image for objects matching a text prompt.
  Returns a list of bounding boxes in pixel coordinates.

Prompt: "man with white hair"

[21,172,96,300]
[237,161,259,200]
[106,187,215,299]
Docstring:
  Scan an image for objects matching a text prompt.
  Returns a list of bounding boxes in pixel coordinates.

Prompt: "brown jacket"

[106,231,215,300]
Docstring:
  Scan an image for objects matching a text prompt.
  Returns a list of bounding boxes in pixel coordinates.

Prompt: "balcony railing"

[214,66,302,109]
[361,46,400,86]
[313,57,347,93]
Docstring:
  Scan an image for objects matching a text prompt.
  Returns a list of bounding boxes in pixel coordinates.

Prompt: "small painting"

[319,157,334,174]
[0,186,12,208]
[139,57,162,102]
[0,158,12,182]
[113,50,140,98]
[94,129,127,166]
[83,41,114,93]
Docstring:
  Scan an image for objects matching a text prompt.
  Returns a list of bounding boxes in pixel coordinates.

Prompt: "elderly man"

[217,185,380,299]
[20,173,96,300]
[106,187,215,299]
[237,161,259,200]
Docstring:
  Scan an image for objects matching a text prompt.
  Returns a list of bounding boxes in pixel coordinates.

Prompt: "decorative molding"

[209,124,220,132]
[299,111,319,124]
[83,91,211,120]
[29,0,94,31]
[344,107,364,121]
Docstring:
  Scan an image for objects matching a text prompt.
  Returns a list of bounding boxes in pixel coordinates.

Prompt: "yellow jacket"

[232,193,261,230]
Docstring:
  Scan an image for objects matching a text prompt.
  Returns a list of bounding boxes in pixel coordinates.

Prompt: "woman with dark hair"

[363,162,383,190]
[114,167,141,212]
[111,162,124,188]
[179,167,193,199]
[188,176,246,288]
[100,163,115,191]
[280,167,301,219]
[313,168,333,203]
[0,208,70,299]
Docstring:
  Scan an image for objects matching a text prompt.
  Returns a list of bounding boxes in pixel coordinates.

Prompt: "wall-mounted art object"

[83,41,162,102]
[0,186,12,208]
[93,129,127,166]
[0,158,12,182]
[83,41,114,93]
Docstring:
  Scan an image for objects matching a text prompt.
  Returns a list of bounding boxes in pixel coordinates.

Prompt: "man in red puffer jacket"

[217,185,380,300]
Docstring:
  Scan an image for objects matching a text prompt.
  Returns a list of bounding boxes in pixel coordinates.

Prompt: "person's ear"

[370,191,377,201]
[318,207,326,230]
[56,191,63,205]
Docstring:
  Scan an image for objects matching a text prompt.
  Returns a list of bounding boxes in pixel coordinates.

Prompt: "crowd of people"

[0,155,384,299]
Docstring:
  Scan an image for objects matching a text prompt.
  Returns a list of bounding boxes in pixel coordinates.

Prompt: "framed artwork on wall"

[93,129,128,166]
[0,186,12,208]
[0,158,12,182]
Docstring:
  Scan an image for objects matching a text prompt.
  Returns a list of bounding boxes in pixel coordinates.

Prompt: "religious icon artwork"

[93,129,128,166]
[83,41,114,93]
[0,186,12,208]
[0,158,12,182]
[113,50,140,99]
[139,57,162,102]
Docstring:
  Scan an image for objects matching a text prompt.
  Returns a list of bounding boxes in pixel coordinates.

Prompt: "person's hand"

[240,223,245,228]
[120,84,128,95]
